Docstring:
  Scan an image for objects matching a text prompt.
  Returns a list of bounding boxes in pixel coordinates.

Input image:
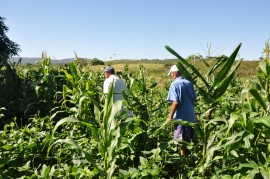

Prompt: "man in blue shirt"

[167,65,197,156]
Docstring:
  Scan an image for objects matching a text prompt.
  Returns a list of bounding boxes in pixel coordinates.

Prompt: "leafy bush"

[90,58,104,65]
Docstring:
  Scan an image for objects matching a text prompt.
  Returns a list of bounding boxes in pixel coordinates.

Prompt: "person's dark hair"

[104,66,115,74]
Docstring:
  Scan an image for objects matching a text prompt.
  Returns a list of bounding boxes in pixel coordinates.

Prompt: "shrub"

[90,58,104,65]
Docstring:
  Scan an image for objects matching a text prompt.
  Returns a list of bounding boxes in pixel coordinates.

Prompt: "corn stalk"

[165,43,242,178]
[47,83,133,178]
[241,59,270,116]
[165,43,242,110]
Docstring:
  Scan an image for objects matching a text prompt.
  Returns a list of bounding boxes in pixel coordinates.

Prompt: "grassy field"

[82,59,260,87]
[87,59,259,76]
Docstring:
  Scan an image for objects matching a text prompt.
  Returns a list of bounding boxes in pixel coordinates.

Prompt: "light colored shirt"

[103,74,132,116]
[167,77,197,122]
[103,74,128,102]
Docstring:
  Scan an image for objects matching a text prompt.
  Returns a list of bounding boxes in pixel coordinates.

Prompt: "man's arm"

[168,101,179,121]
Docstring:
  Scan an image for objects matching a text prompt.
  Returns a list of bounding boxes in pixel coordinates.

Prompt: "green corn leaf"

[212,43,242,88]
[62,85,71,98]
[106,159,117,178]
[172,120,197,127]
[213,70,236,100]
[249,88,267,110]
[176,62,194,83]
[267,62,270,77]
[80,121,99,139]
[154,120,169,136]
[102,83,116,138]
[109,100,124,127]
[69,62,79,81]
[78,96,100,113]
[103,80,114,121]
[78,96,88,114]
[205,145,222,165]
[207,57,227,77]
[94,104,101,124]
[51,116,79,138]
[98,142,105,158]
[213,58,242,99]
[165,45,210,89]
[223,131,245,150]
[203,116,226,127]
[119,117,133,135]
[47,116,80,157]
[226,114,239,136]
[61,69,73,80]
[259,60,268,76]
[46,57,51,66]
[197,86,210,103]
[258,60,270,78]
[50,110,66,121]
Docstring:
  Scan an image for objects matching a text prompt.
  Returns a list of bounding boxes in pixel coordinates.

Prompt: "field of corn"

[1,42,270,178]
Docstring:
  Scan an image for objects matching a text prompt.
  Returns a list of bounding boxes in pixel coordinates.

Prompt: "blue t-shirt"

[167,77,197,123]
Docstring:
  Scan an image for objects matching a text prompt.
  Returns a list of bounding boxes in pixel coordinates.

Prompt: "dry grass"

[88,59,259,78]
[85,59,260,88]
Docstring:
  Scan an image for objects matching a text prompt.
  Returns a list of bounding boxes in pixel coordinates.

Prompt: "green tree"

[0,16,21,128]
[90,58,105,65]
[0,16,20,67]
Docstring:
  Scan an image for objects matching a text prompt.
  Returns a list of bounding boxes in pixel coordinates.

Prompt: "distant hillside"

[9,57,75,64]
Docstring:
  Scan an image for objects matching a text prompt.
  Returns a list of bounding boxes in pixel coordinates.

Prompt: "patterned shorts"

[174,124,195,143]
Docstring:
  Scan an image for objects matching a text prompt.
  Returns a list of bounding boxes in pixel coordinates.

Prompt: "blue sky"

[1,0,270,60]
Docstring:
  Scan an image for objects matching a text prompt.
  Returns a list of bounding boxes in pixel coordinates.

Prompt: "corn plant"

[164,44,244,178]
[4,43,270,178]
[165,43,242,112]
[242,59,270,116]
[23,53,66,117]
[61,62,100,122]
[120,64,169,167]
[47,83,133,178]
